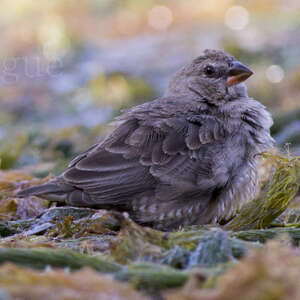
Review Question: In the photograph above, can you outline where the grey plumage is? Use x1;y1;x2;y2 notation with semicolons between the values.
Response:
18;49;274;230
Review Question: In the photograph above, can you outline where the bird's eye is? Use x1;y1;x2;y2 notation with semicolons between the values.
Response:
204;65;215;76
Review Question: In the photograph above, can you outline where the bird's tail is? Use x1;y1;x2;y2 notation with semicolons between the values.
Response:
17;182;70;202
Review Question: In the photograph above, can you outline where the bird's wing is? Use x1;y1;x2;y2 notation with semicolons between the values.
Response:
60;103;226;207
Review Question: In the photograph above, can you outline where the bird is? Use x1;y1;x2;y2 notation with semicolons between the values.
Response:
18;49;274;231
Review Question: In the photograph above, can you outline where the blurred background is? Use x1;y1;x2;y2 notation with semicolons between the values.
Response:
0;0;300;176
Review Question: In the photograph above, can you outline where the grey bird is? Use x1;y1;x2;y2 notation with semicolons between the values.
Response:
18;49;274;230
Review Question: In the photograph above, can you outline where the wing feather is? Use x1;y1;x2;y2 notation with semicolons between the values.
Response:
60;108;226;207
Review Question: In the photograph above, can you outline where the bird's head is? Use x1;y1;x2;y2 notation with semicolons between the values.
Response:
166;49;253;105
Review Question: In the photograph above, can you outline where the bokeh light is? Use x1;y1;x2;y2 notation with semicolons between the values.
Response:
147;5;173;31
265;65;285;83
225;6;249;31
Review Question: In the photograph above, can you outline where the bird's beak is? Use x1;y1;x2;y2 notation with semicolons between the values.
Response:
227;61;253;87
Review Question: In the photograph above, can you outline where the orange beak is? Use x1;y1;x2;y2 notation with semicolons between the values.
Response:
227;61;253;87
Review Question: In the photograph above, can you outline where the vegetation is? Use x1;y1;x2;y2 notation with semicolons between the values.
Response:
0;0;300;299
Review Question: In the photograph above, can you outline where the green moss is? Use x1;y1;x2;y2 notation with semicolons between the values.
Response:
225;152;300;231
115;263;189;291
0;248;121;273
0;222;18;237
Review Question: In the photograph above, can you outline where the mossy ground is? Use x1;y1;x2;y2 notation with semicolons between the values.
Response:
0;152;299;299
0;2;300;298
